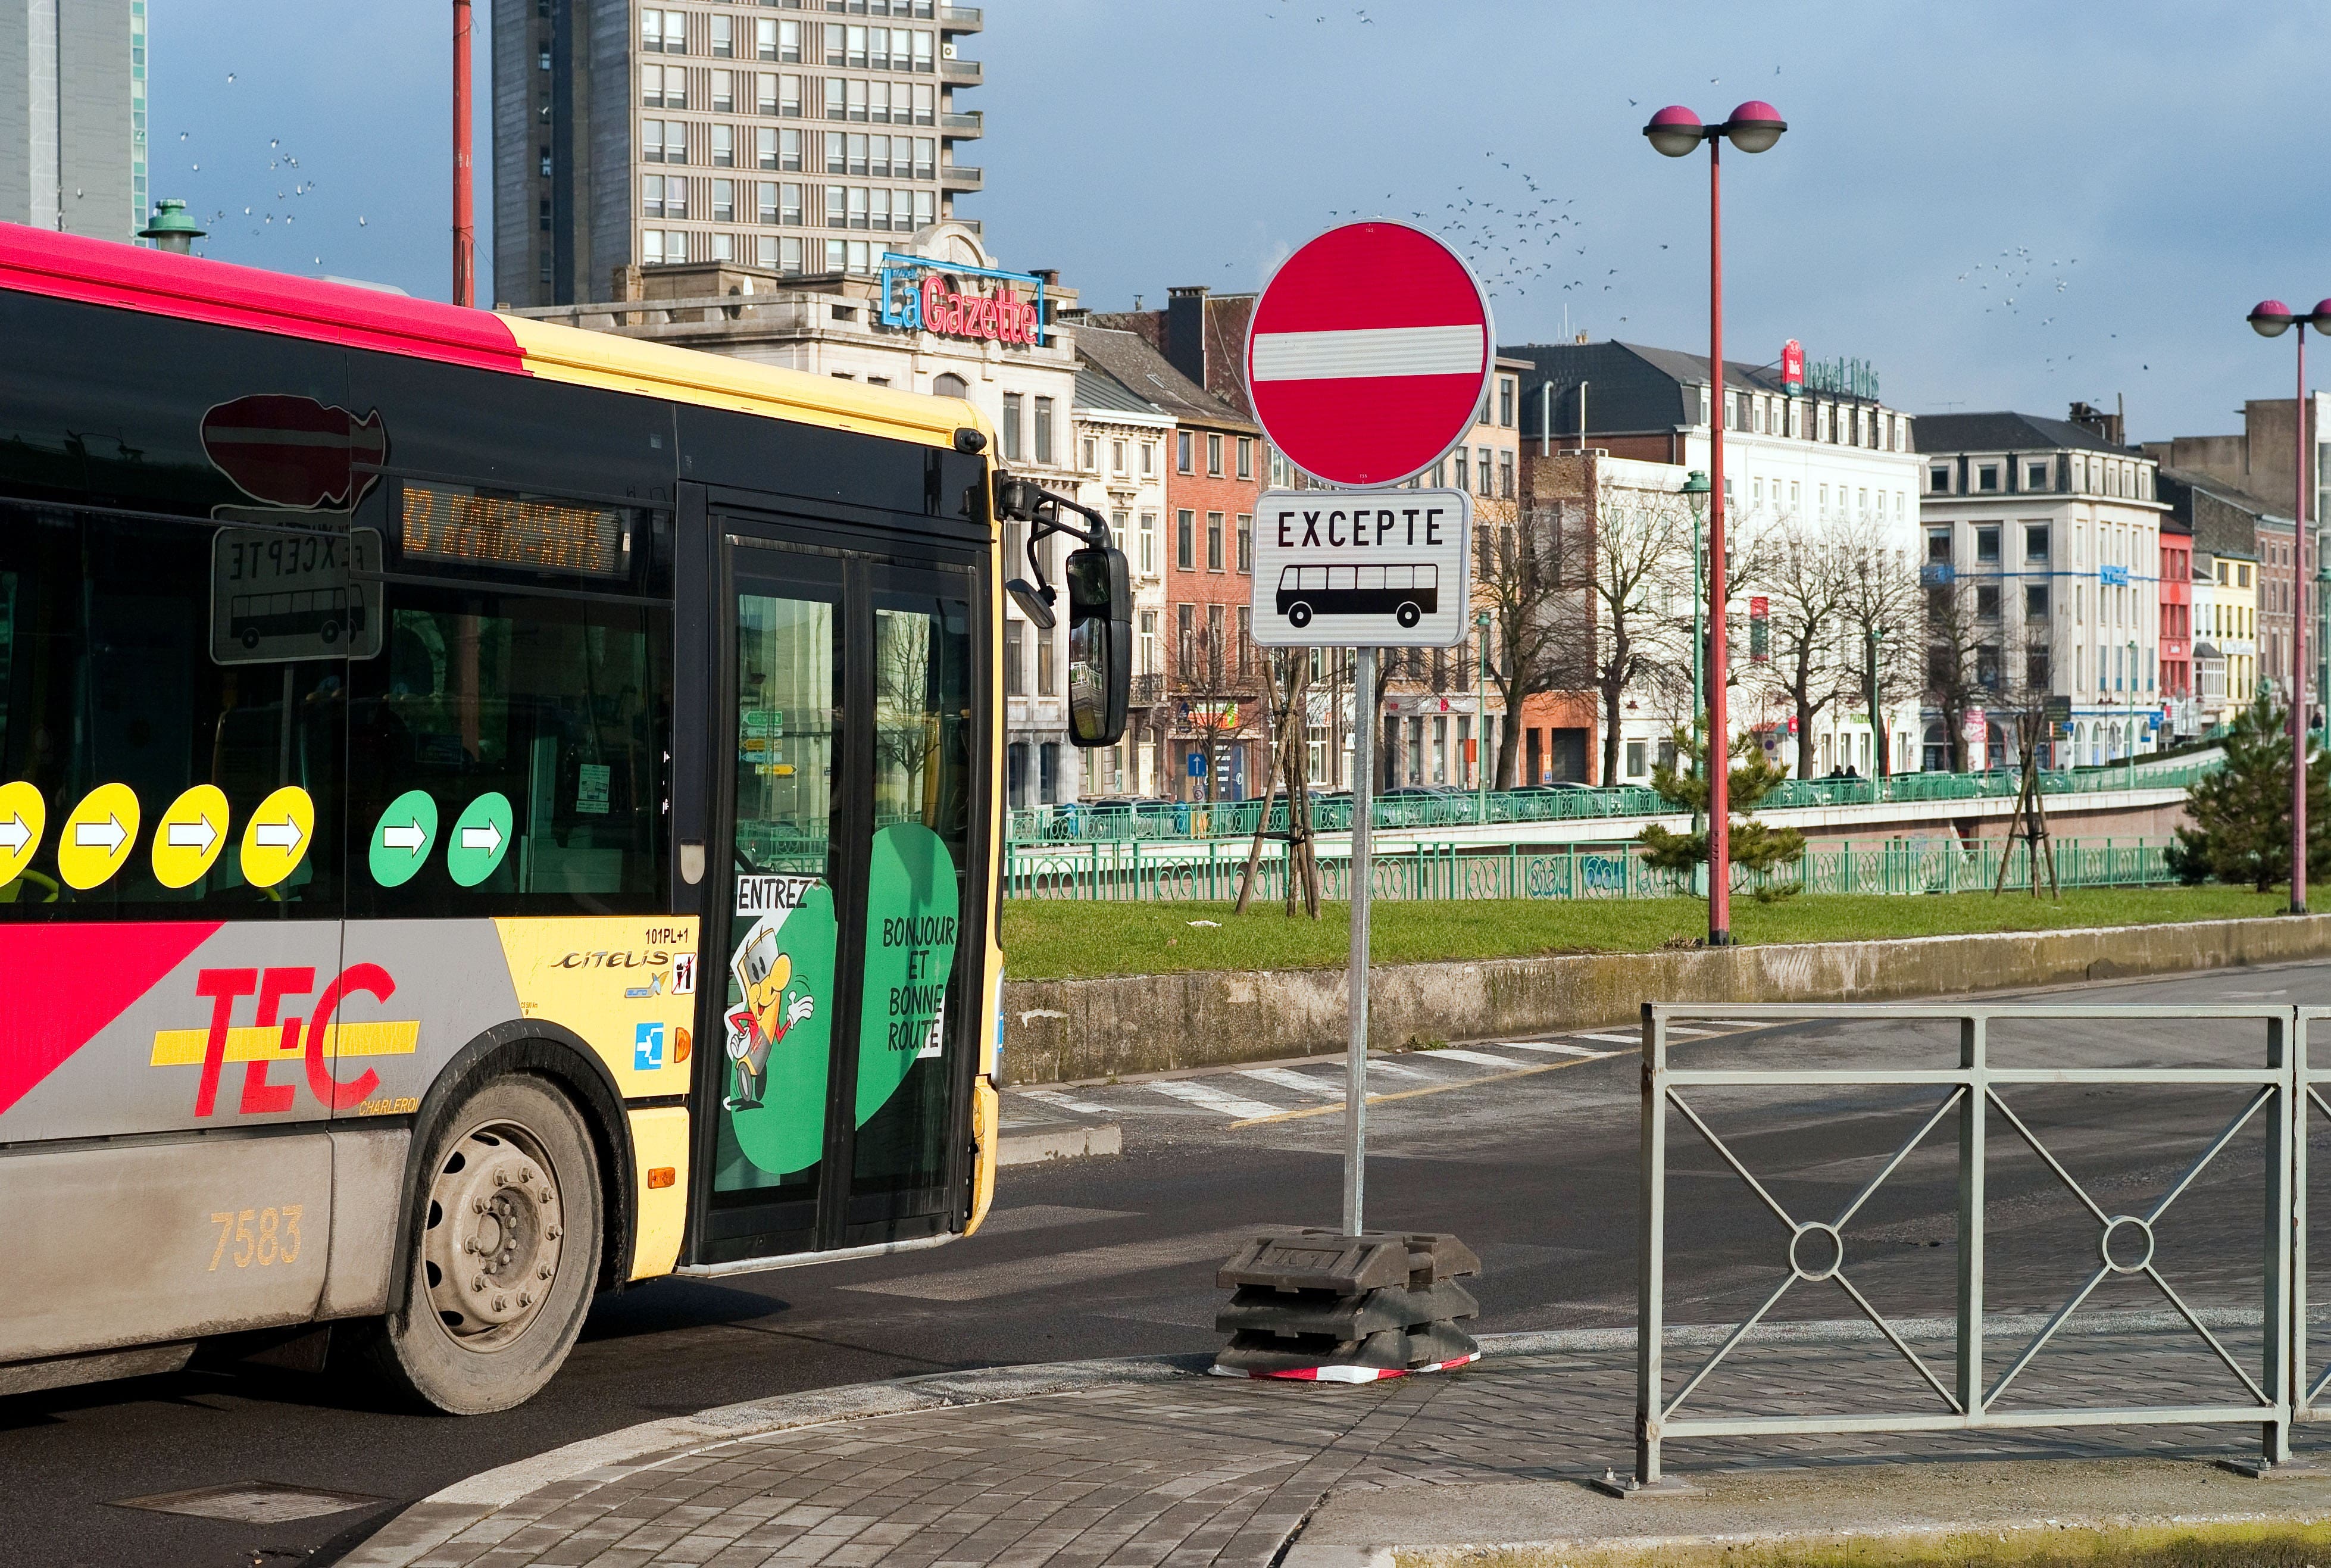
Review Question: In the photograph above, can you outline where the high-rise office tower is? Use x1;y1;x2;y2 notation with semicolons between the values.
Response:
0;1;148;240
494;0;982;308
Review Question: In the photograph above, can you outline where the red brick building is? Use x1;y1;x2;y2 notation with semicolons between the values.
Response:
2160;515;2194;724
1075;317;1267;799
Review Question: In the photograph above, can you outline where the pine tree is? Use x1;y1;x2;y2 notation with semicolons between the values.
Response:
1638;721;1807;899
2166;694;2331;891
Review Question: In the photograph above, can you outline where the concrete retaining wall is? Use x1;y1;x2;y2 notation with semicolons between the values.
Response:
1001;913;2331;1085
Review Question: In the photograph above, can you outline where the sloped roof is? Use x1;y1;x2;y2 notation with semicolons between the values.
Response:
1074;364;1161;418
1916;411;2129;457
1075;325;1257;433
1499;339;1809;438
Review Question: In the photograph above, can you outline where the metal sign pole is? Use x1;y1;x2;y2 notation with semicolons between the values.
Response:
1346;645;1375;1236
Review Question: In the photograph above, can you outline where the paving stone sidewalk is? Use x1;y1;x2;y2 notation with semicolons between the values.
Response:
348;1320;2317;1568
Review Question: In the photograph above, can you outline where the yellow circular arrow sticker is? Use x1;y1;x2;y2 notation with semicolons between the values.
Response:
239;784;314;890
58;782;140;891
151;783;230;889
0;779;46;886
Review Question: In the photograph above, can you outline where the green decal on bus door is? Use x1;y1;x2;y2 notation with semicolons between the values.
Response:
723;878;837;1176
855;823;958;1127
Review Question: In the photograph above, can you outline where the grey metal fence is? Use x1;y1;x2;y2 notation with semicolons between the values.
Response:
1633;1003;2309;1486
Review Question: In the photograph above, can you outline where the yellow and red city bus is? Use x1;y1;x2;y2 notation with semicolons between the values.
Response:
0;226;1125;1412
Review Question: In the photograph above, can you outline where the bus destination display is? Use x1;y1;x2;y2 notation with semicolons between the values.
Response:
401;483;630;580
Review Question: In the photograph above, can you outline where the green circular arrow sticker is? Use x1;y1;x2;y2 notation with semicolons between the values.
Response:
368;789;438;888
446;791;514;888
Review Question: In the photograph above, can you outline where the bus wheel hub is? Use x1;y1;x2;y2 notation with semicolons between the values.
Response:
426;1127;563;1340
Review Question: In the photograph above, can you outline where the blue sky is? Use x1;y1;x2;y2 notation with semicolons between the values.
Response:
151;1;2324;442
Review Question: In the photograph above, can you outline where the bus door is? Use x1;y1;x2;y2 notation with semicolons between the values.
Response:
693;528;984;1264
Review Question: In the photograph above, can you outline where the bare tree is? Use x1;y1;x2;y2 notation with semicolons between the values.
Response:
1582;488;1692;786
1478;499;1586;788
1838;517;1926;774
1923;573;2048;773
1749;518;1859;779
1170;617;1264;802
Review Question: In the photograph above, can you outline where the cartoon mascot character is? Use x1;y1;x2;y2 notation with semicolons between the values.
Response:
726;922;815;1110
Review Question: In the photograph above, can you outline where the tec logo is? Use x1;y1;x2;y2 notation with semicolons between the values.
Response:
152;964;418;1117
634;1021;667;1072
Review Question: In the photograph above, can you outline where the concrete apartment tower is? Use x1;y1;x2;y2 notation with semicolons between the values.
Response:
0;0;148;240
493;0;983;308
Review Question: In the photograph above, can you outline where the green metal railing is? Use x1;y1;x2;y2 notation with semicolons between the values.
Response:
1002;835;2173;903
1007;761;2218;848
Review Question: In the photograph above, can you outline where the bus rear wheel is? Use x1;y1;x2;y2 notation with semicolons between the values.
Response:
359;1075;602;1414
1396;602;1421;629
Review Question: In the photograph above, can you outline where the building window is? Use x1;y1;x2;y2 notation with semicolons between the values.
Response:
1139;511;1156;575
1236;513;1252;574
1207;432;1222;476
1177;602;1195;674
1453;449;1468;492
1080;435;1097;472
713;125;735;167
1034;397;1055;464
1627;741;1647;779
1004;622;1024;698
1236;436;1253;480
1038;624;1057;696
1478;446;1493;496
713;178;735;222
641;173;677;218
913;83;935;124
712;70;736;112
1177;431;1193;473
1499;449;1514;499
1141;442;1156;477
1001;393;1023;462
710;15;733;57
1926;526;1951;564
1177;509;1195;571
1930;464;1950;494
2027;461;2050;490
1207;511;1224;572
1499;379;1514;427
641;8;676;52
1110;438;1127;473
1976;583;2000;619
1978;464;1999;492
2026;583;2051;618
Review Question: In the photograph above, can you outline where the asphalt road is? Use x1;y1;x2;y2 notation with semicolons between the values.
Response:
10;957;2331;1567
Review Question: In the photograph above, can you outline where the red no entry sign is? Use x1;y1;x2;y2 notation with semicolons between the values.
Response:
1244;222;1493;488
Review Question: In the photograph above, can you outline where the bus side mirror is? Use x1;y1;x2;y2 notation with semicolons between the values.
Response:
1064;542;1130;747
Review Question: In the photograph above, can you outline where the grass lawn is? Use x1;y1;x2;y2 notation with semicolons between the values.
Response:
998;885;2292;982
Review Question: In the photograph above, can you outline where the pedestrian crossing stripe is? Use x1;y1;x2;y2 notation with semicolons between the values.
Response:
1145;1078;1283;1120
1240;1067;1350;1101
1427;1047;1533;1070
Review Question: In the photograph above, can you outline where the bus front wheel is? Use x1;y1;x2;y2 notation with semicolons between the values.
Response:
359;1075;602;1414
1396;602;1421;629
1287;602;1312;629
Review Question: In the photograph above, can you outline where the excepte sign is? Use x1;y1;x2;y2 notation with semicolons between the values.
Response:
1248;488;1473;648
1243;222;1493;488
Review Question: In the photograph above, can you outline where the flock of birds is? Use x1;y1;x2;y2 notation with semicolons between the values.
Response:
170;72;367;271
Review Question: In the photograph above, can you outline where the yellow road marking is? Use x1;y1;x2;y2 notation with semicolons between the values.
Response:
1227;1052;1613;1127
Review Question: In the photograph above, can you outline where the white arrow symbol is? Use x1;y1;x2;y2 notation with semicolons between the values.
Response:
381;819;427;854
252;817;304;852
460;819;504;856
167;816;218;851
75;814;126;851
0;814;29;853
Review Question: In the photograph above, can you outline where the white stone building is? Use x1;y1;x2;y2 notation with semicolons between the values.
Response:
1917;412;2168;768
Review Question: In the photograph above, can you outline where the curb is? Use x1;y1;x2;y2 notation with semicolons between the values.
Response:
339;1308;2281;1567
998;1121;1123;1165
338;1351;1214;1567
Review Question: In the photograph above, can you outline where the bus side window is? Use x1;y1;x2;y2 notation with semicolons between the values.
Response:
0;504;345;920
345;584;672;914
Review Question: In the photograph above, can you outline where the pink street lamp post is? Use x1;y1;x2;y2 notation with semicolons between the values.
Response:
1645;101;1786;947
2247;297;2331;914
